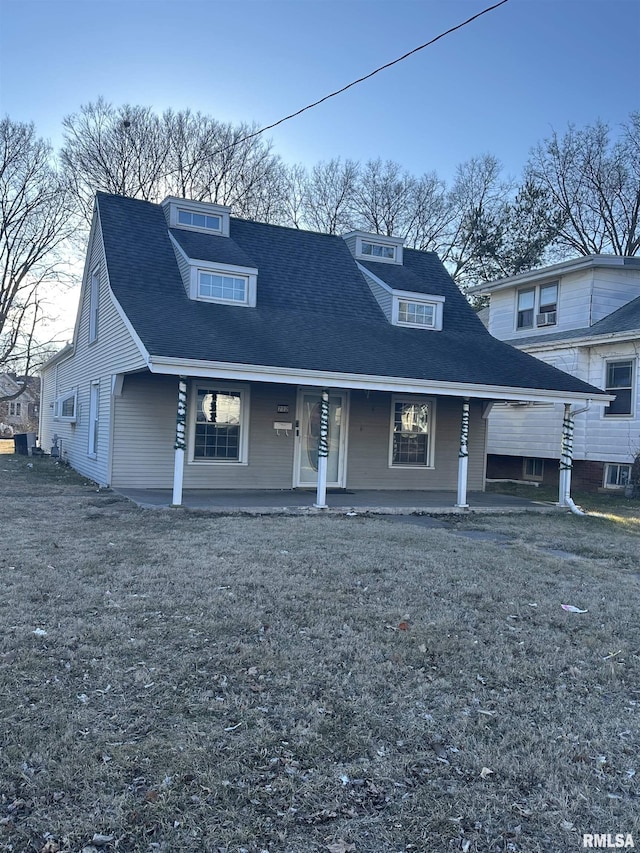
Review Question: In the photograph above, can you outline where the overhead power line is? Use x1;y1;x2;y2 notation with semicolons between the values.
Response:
214;0;511;154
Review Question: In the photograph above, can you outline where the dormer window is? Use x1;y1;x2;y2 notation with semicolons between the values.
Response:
361;241;396;261
198;271;247;303
343;231;404;265
178;209;222;233
398;300;435;327
162;196;231;237
392;292;444;330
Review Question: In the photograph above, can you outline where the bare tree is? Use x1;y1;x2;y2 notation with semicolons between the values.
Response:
351;159;418;237
527;113;640;257
440;154;513;287
302;158;359;234
0;118;72;396
61;98;169;223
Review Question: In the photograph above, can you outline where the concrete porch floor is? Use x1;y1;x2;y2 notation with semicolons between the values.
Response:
114;487;556;515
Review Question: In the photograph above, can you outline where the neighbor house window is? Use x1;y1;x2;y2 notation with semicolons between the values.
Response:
604;463;631;489
604;359;634;416
390;397;434;467
523;457;544;480
192;386;248;463
517;282;558;329
9;402;21;416
361;241;396;260
178;208;222;232
89;266;100;343
88;381;99;458
198;271;247;304
55;390;77;422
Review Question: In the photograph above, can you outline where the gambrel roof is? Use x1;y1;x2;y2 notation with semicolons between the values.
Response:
96;192;606;401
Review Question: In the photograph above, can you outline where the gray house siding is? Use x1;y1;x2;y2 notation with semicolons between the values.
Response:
347;392;484;490
40;214;147;484
110;377;480;491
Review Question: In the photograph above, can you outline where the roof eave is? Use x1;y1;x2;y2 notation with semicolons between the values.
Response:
146;355;611;405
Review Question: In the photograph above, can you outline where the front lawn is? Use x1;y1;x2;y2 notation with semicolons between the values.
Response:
1;456;638;852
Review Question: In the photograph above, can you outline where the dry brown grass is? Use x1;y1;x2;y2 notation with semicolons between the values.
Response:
1;456;639;853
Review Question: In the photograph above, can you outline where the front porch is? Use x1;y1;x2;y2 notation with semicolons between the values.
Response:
114;487;553;514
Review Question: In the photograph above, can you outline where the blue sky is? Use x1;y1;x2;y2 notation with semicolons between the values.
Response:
1;0;638;185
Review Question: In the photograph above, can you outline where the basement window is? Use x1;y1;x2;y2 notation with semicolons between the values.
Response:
604;463;631;489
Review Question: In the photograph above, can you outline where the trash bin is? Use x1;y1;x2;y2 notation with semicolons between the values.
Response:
14;433;28;455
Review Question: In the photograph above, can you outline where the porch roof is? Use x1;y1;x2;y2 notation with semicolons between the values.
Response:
97;193;607;403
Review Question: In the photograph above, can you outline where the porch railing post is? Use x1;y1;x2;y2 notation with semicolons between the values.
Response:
455;397;470;508
314;389;329;508
172;376;187;506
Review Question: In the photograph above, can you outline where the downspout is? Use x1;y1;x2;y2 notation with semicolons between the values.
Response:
559;401;590;516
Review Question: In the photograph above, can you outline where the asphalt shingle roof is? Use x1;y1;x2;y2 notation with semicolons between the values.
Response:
97;193;604;397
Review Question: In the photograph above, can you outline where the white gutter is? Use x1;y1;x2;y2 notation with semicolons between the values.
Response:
146;355;613;406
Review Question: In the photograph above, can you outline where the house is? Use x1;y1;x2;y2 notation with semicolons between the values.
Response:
0;373;40;436
39;193;610;507
472;255;640;491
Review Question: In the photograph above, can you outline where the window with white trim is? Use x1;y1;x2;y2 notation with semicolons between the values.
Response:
361;241;395;260
392;293;444;330
55;390;77;422
398;300;436;328
191;386;249;463
89;267;100;342
198;271;248;303
604;359;634;416
390;397;434;467
88;381;99;458
604;463;631;489
177;208;222;233
516;282;558;329
9;402;21;416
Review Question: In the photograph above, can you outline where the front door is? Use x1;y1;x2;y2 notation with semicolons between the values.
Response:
294;390;347;487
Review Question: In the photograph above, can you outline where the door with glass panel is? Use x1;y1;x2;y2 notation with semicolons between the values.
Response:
294;391;347;487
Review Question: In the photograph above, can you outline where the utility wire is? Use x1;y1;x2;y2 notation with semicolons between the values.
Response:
213;0;511;154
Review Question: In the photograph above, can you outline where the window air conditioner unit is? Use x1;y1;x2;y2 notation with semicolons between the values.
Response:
536;311;557;326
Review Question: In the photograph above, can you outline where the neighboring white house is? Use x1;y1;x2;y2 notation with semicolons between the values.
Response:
39;193;609;508
0;373;40;436
473;255;640;491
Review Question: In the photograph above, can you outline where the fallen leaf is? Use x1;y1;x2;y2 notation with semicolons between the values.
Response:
398;621;410;631
480;766;494;779
144;789;158;802
32;628;48;637
327;841;356;853
561;604;588;613
92;835;114;847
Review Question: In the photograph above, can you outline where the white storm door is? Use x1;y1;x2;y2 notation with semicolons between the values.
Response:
294;390;347;487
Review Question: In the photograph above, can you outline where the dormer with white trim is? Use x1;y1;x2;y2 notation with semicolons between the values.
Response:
162;196;231;237
162;197;258;307
342;230;404;265
343;231;445;330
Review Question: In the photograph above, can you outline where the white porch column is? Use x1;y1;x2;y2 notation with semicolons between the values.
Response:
455;397;470;508
559;402;573;507
172;376;188;506
314;389;330;509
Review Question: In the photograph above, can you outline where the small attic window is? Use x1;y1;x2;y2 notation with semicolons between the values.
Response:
362;241;395;261
162;196;231;236
178;209;222;233
345;231;404;265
